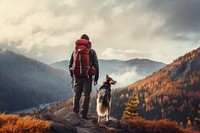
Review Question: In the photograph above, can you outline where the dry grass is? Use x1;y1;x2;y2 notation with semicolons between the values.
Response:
0;114;51;133
122;118;200;133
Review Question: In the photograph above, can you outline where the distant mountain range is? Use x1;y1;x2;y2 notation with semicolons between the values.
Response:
51;58;166;87
0;49;72;113
109;47;200;126
0;48;166;113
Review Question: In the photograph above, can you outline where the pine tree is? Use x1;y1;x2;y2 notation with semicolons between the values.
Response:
122;94;139;120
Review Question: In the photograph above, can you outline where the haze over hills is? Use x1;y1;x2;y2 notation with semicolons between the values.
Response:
0;49;72;113
0;48;165;113
108;47;200;126
51;58;166;87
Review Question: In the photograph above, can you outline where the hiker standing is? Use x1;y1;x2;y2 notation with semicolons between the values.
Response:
69;34;99;119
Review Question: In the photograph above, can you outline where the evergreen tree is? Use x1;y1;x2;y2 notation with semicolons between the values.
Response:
122;94;139;120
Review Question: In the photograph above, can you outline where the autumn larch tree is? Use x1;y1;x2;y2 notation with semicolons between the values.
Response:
122;94;139;120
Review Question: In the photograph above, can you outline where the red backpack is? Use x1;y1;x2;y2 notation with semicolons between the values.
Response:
72;39;96;77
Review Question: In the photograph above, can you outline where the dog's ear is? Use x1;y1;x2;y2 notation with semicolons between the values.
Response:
106;74;109;80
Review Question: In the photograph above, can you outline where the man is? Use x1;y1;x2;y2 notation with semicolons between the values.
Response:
69;34;99;119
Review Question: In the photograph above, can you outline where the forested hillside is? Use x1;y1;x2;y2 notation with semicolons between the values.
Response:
120;47;200;127
0;49;72;112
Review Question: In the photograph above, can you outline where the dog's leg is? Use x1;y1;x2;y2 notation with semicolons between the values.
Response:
98;116;101;123
108;108;110;121
107;101;111;121
106;106;110;121
106;109;109;121
106;115;109;121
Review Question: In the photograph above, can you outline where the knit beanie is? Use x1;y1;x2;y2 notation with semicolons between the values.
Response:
81;34;89;40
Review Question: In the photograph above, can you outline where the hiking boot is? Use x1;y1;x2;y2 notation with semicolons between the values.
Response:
73;108;79;114
81;115;91;120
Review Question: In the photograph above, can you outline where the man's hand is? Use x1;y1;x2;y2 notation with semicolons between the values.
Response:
94;81;98;86
70;69;73;78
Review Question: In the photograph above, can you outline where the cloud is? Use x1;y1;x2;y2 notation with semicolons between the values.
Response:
102;48;149;60
110;67;143;87
0;0;199;63
146;0;200;41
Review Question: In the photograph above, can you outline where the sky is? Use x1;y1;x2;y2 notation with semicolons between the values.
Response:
0;0;200;64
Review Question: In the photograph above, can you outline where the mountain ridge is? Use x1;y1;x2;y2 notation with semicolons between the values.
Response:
0;49;72;112
50;58;166;87
50;58;165;69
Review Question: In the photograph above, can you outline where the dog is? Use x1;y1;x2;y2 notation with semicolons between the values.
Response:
96;75;116;123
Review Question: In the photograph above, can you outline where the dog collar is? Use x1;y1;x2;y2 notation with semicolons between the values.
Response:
103;82;111;88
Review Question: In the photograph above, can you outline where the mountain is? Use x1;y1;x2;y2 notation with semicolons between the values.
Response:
51;58;166;87
111;47;200;127
50;60;68;70
0;49;72;113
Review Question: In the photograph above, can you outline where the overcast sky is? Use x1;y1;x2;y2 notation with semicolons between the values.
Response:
0;0;200;64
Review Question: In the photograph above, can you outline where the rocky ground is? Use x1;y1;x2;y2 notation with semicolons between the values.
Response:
38;108;132;133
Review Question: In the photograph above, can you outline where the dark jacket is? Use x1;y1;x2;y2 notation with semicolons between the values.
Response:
68;48;99;82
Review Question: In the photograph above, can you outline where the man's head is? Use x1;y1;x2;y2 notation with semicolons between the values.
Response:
81;34;89;40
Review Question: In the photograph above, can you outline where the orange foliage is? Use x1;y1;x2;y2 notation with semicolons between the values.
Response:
122;118;200;133
128;47;200;97
120;47;200;127
0;114;51;133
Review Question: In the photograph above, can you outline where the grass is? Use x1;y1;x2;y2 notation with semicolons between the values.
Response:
0;114;51;133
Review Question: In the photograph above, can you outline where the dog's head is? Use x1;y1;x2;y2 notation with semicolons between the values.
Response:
106;75;116;85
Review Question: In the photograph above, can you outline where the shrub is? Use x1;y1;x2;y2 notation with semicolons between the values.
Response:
0;114;51;133
122;118;199;133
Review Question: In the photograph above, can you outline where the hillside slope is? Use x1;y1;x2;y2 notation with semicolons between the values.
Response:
0;49;72;112
121;47;200;126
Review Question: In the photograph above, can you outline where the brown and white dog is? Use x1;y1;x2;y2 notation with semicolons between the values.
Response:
96;75;116;123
